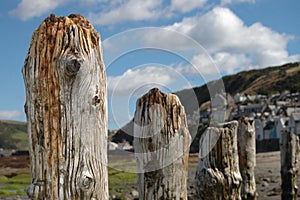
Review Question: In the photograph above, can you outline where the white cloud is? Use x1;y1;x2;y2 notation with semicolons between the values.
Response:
9;0;60;20
88;0;163;26
103;6;300;84
171;7;289;53
87;0;209;26
0;110;24;120
108;65;173;96
78;0;110;4
176;54;219;78
9;0;299;77
155;7;300;71
170;0;207;13
107;64;194;98
221;0;256;5
172;52;250;81
212;52;252;73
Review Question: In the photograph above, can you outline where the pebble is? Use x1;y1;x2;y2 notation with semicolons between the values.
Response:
263;177;271;182
262;181;269;187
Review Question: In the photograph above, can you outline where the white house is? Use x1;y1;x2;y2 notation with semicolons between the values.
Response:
275;117;289;143
211;93;227;122
263;120;276;139
108;142;118;151
286;107;300;116
234;93;247;102
289;113;300;136
254;115;264;140
247;94;258;101
117;141;133;150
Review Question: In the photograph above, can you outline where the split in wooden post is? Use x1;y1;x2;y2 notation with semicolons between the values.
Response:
238;116;257;200
195;121;242;200
133;88;191;200
22;14;108;200
280;131;299;200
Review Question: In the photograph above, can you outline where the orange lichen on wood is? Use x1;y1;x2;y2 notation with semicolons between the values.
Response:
23;14;108;199
134;88;190;200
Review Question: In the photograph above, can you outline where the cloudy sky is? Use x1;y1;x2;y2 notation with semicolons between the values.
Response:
0;0;299;129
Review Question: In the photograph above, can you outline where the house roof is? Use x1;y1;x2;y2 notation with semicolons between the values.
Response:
291;113;300;122
278;117;289;128
286;107;300;116
241;104;263;110
268;105;276;110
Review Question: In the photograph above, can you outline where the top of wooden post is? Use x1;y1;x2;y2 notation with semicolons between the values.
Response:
135;88;186;135
23;14;108;199
24;14;101;76
137;87;180;106
38;13;99;44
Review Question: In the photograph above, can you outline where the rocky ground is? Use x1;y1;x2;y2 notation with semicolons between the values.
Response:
1;151;299;200
188;151;300;200
254;151;300;200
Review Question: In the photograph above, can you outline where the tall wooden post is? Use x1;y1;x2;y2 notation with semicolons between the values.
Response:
280;131;299;200
195;121;242;200
133;88;190;200
238;117;257;200
22;14;108;199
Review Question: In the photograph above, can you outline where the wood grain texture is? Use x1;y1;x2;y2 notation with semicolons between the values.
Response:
238;117;257;200
133;88;190;200
22;14;108;200
280;131;299;200
195;121;242;200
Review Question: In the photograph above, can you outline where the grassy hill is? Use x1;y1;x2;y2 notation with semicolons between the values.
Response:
222;62;300;95
175;62;300;114
0;120;28;150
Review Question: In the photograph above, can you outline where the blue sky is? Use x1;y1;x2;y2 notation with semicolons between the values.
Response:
0;0;299;129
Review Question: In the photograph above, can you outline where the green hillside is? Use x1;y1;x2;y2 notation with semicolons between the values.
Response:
0;120;28;150
175;62;300;114
222;62;300;95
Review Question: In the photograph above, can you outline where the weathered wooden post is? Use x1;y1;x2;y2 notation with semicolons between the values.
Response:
133;88;190;200
195;121;242;200
237;117;257;200
280;131;299;200
22;14;108;199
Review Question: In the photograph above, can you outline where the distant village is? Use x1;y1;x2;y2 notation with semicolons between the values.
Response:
191;90;300;142
2;90;300;155
107;90;300;153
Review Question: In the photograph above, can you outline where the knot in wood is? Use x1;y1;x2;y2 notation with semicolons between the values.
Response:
26;180;45;199
92;95;102;106
80;175;94;191
66;59;81;76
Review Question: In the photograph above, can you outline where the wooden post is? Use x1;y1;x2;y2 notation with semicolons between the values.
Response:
195;121;242;200
280;131;299;200
238;117;257;200
133;88;190;200
22;14;108;199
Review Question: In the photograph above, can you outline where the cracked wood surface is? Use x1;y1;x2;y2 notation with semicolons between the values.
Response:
280;131;299;200
195;121;242;200
238;117;257;200
23;14;108;200
133;88;190;200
